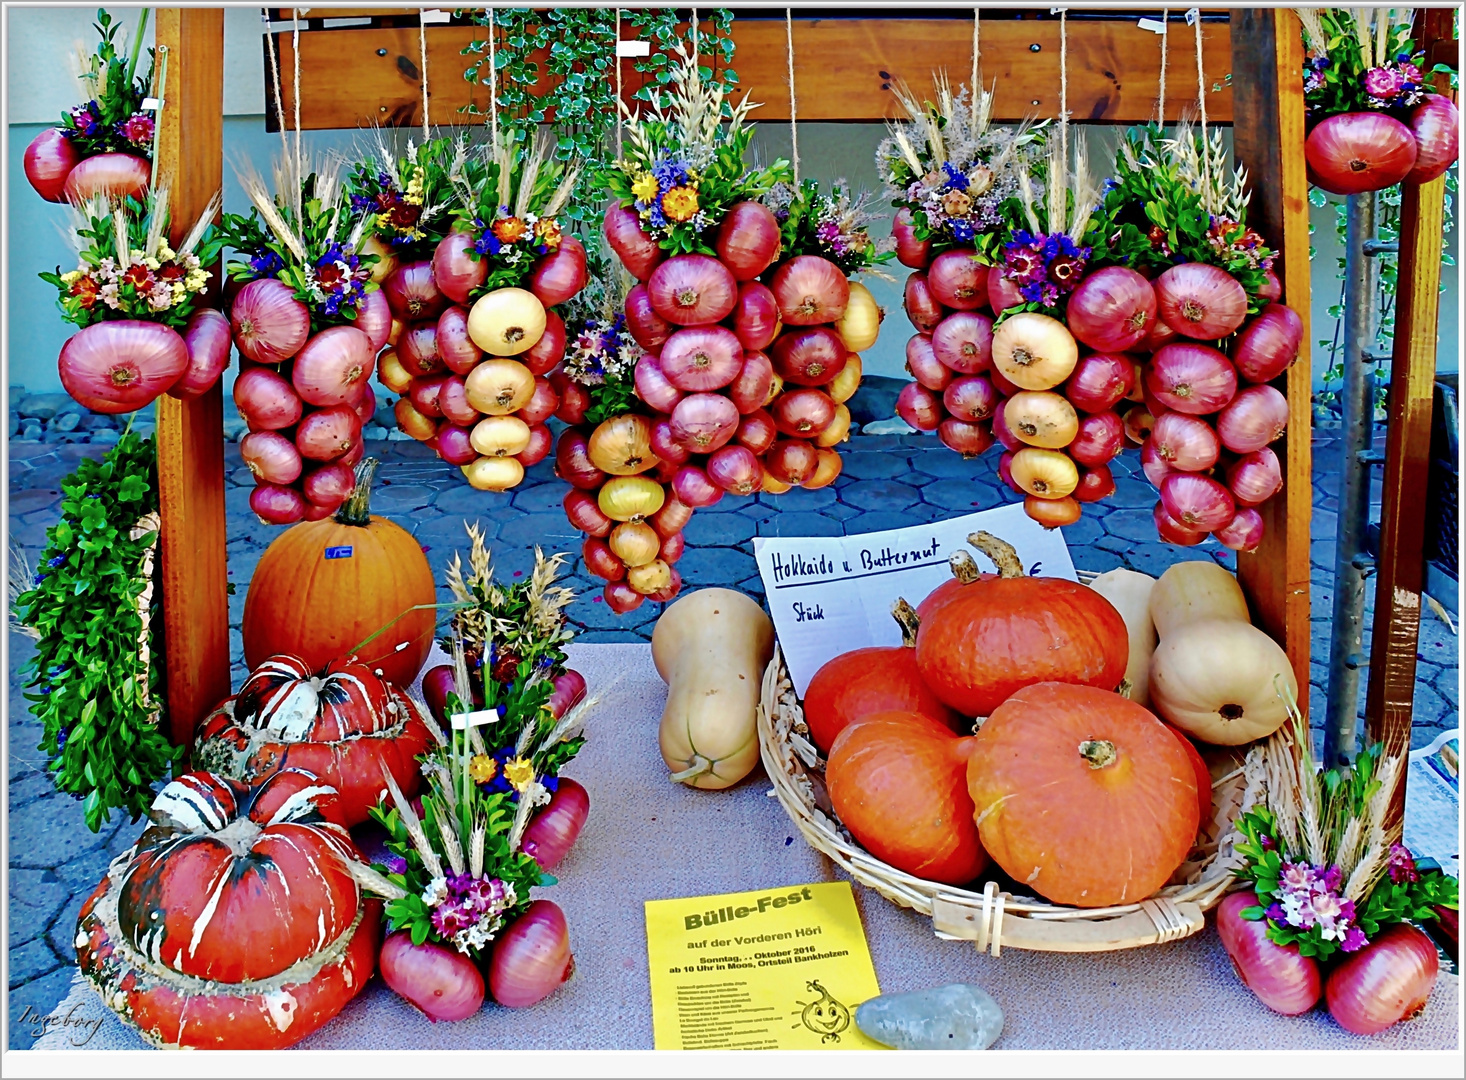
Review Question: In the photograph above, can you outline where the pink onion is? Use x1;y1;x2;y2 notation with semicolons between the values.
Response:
547;669;587;719
383;261;446;321
1146;343;1238;415
234;365;303;431
927;248;987;311
1217;384;1289;453
626;284;673;350
998;451;1022;494
661;326;744;392
649;417;692;466
301;499;339;522
1068;410;1125;467
1151;411;1221;472
1161;472;1235;532
1141;314;1180;352
352;379;378;422
1073;462;1117;503
991;405;1022;451
1214;507;1265;552
1216;892;1322;1016
771;255;850;327
58;320;188;414
1406;95;1459;184
1325;922;1439;1035
554;429;606;490
517;377;560;426
231;278;311;365
61;152;149;203
903;272;945;334
772;326;848;387
729;350;775;414
765;440;820;485
1141;438;1175;488
23;128;79;202
352;287;391;353
436;306;482;374
293;325;374;406
520;309;567;377
604;580;644;613
895;381;942;432
1228;447;1284;506
382;930;486;1022
1233;303;1303;384
530;235;588;308
419;665;467;726
938;418;993;457
1306;112;1418;196
408;374;449;418
434;423;479;466
583;536;625;582
732;281;780;351
892;207;932;269
603;202;664;280
169;308;233;399
250;483;307;526
1154;262;1249;340
295;404;361;462
516;423;552;468
398;323;443;376
771;387;836;437
240;431;304;485
708;444;763;495
634;353;684;413
438;375;480;427
660;532;685;565
1065;352;1136;412
1257;268;1283;303
931;311;994;374
716;201;782;280
552;379;591;426
1066;266;1157;352
564;488;614;537
905;334;952;391
987;265;1025;315
670;393;739;453
942;375;998;422
1153;499;1207;546
673;464;724;508
651;493;694;538
521;778;591;871
302;462;356;506
432;230;488;304
647;254;737;326
735;409;778;456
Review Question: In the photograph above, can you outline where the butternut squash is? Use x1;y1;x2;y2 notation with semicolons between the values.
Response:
1086;568;1158;707
1149;561;1250;640
1148;619;1297;745
651;588;775;790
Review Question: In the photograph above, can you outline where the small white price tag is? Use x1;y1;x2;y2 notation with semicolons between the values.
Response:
1185;7;1201;25
450;709;497;731
420;9;450;25
141;97;162;110
616;38;650;58
1138;18;1167;34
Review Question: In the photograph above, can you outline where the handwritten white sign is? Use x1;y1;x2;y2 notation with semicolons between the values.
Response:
752;504;1077;698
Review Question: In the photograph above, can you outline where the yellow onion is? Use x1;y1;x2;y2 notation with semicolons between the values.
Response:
360;234;399;284
467;287;547;356
598;475;667;522
761;466;793;494
609;521;661;567
803;447;844;490
394;397;438;441
588;414;659;476
377;347;414;395
627;558;673;596
388;318;405;347
1003;391;1079;449
1009;447;1079;499
836;281;883;352
462;455;525;491
992;312;1078;390
465;358;535;415
765;372;785;407
827;353;862;404
470;415;532;458
816;404;852;448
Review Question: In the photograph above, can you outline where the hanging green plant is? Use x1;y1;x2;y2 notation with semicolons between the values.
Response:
10;429;181;831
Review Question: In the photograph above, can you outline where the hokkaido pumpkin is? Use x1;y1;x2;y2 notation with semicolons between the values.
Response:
967;682;1199;907
913;549;983;623
802;600;961;753
1163;722;1213;828
915;531;1128;717
827;712;987;886
241;459;436;689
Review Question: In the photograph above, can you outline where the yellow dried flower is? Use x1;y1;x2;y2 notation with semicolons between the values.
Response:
59;270;83;285
661;186;699;222
468;754;498;784
631;173;659;202
503;756;535;792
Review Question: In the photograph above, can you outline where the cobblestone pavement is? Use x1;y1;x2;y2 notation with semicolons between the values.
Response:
6;431;1459;1046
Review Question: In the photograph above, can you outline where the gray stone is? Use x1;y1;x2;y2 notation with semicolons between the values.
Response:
364;424;391;441
8;936;62;990
78;413;116;431
9;413;20;437
675;545;757;585
757;486;836;512
855;982;1003;1050
18;393;69;421
862;417;916;436
7;796;121;870
908;447;993;479
845;375;905;426
840;452;911;481
388;428;412;440
757;512;843;538
7;966;76;1049
842;480;920;512
920;477;993;513
684;513;756;547
7;869;70;946
19;420;42;441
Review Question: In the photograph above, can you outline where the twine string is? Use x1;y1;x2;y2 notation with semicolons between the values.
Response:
1158;9;1169;123
614;7;623;157
1059;8;1068;125
786;9;799;185
691;7;699;63
488;6;498;149
419;10;430;138
263;9;289;162
971;9;980;125
147;45;168;191
292;8;302;184
1194;8;1209;194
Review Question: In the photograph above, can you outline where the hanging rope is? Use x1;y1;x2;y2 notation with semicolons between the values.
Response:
147;46;168;190
292;8;302;184
971;9;980;125
262;9;289;162
418;11;431;139
785;9;800;185
614;7;624;157
487;6;498;150
1193;8;1209;194
1157;9;1169;124
1058;8;1068;125
691;7;699;64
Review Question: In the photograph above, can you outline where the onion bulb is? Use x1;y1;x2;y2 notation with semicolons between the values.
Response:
992;312;1079;390
1065;266;1158;352
609;520;662;567
382;261;446;321
379;931;486;1022
772;388;837;438
588;414;659;475
1146;343;1238;415
297;405;361;461
627;283;674;350
293;325;374;406
432;230;488;304
715;201;782;281
61;152;149;203
892;207;932;269
772;326;848;386
520;309;567;376
433;423;479;466
393;397;439;442
231;277;311;365
1068;410;1126;467
1228;447;1284;506
1232;303;1303;384
23;127;79;202
517;425;553;468
529;234;588;309
815;403;852;447
1406;95;1460;185
1216;892;1322;1016
436;306;483;374
170;308;233;400
603;202;663;280
671;393;740;453
1150;411;1222;472
927;248;987;311
827;353;862;405
803;447;844;490
903;272;944;334
672;465;723;509
905;334;952;391
732;281;780;351
735;410;778;456
837;281;883;352
932;311;994;374
516;377;560;427
554;429;606;490
1214;507;1265;552
376;348;414;395
633;353;683;414
604;580;645;613
987;265;1025;315
468;288;547;356
1305;112;1417;196
520;779;591;871
771;255;850;325
1073;462;1116;503
250;483;307;526
1065;351;1136;413
1217;384;1289;454
938;418;993;458
1161;472;1235;532
353;287;392;353
565;488;615;538
1004;391;1079;449
598;475;666;521
397;323;443;376
241;431;304;485
465;358;535;415
471;415;533;458
648;254;738;326
729;349;775;414
1009;447;1079;500
765;440;820;486
1324;922;1439;1035
235;365;303;431
1153;499;1208;546
628;558;673;596
661;326;744;392
1025;494;1082;528
59;320;189;414
462;455;525;491
1154;262;1249;340
896;381;943;432
706;444;763;496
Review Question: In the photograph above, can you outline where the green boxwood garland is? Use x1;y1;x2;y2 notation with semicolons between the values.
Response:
12;430;181;831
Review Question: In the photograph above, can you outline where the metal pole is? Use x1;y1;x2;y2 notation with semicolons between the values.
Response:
1323;190;1377;768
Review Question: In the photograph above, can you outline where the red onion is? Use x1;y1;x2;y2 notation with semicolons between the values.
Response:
381;930;486;1022
295;404;361;462
351;376;377;420
1124;405;1157;446
515;377;559;426
771;255;850;326
1141;438;1175;488
648;418;692;466
398;323;443;376
250;483;307;526
564;487;614;537
1217;383;1289;453
708;444;763;495
987;265;1025;315
1325;922;1440;1035
647;254;737;326
435;306;482;375
521;778;591;871
633;353;684;413
554;429;606;490
716;201;782;280
1161;472;1235;532
170;308;233;399
604;580;645;613
302;462;356;506
61;151;149;203
1406;95;1459;184
771;387;836;437
1146;343;1238;415
432;230;488;304
988;362;1021;398
1065;266;1157;352
1073;462;1116;503
661;326;744;392
1153;499;1207;546
927;248;987;311
651;493;694;537
905;334;952;391
772;326;848;387
1068;410;1125;467
438;375;480;427
1228;447;1283;506
529;235;588;309
520;309;567;377
352;287;391;353
603;202;663;280
553;378;591;426
991;404;1022;451
735;409;778;456
673;464;724;508
729;350;775;414
419;665;464;727
434;423;479;466
409;373;448;418
582;536;626;581
231;277;310;365
548;669;588;719
903;272;945;334
58;320;188;414
1065;352;1136;412
931;311;993;374
293;325;374;406
1257;268;1283;303
1233;304;1303;384
895;381;942;432
892;207;932;269
998;451;1023;494
1154;262;1249;340
670;393;739;453
383;261;446;321
1151;411;1221;472
732;281;781;352
339;438;366;470
625;284;672;350
942;375;998;422
1305;111;1417;196
23;128;79;202
938;418;993;457
1214;506;1265;552
1216;892;1322;1016
240;431;303;485
765;440;819;485
660;531;685;564
1140;314;1180;353
234;365;303;431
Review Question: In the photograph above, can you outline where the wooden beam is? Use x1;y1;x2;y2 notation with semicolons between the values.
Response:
1228;9;1313;704
267;15;1234;130
154;9;230;752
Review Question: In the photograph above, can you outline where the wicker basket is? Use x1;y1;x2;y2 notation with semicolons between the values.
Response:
757;645;1273;955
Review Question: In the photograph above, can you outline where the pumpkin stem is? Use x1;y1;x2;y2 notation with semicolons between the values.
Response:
335;457;380;526
949;550;982;584
890;598;921;647
1079;739;1118;769
966;530;1024;579
669;757;713;784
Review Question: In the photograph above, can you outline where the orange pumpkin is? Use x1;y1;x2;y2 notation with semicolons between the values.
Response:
242;458;436;689
802;600;961;753
1163;721;1213;828
967;682;1199;907
915;531;1128;717
827;711;988;886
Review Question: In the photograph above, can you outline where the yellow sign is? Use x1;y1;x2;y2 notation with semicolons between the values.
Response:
644;881;885;1050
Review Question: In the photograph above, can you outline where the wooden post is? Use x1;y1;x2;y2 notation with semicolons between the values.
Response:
153;8;230;751
1228;9;1314;703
